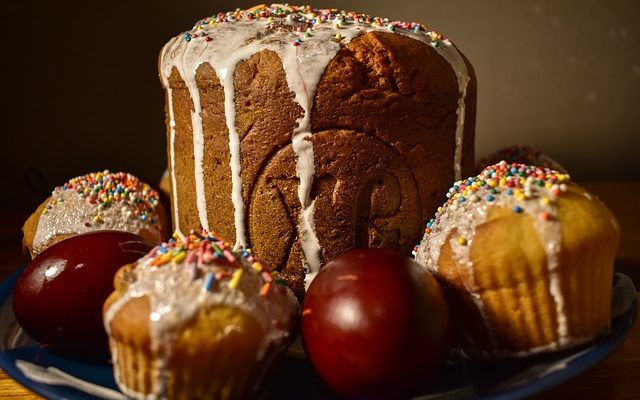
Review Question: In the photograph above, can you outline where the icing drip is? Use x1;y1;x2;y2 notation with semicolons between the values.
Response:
168;92;180;232
164;34;211;233
188;78;209;232
427;43;469;181
415;162;572;347
159;5;470;285
159;48;181;233
221;64;247;249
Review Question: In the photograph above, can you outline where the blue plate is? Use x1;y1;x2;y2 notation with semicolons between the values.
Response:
0;265;636;400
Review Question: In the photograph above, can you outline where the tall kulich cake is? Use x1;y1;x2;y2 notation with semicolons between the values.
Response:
160;4;477;296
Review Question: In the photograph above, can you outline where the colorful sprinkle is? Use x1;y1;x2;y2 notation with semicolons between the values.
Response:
477;145;566;173
419;162;571;244
56;170;160;225
177;5;449;49
144;229;278;296
203;272;216;291
457;237;468;246
252;262;263;272
228;268;243;289
260;282;271;297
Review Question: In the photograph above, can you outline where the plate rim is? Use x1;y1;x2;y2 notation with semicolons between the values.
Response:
0;264;636;400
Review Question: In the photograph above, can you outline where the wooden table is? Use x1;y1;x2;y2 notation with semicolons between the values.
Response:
0;181;638;399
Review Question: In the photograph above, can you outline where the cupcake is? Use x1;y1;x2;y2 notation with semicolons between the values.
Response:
414;162;619;357
103;231;298;399
22;170;169;257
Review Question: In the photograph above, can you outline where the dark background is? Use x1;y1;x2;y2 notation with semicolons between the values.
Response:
2;0;639;214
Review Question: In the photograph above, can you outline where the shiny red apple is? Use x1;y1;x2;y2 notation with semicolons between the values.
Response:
13;230;153;362
301;248;451;399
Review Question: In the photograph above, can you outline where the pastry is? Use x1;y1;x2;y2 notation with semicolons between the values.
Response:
414;162;619;357
103;231;298;399
159;4;477;296
477;145;567;173
22;170;168;257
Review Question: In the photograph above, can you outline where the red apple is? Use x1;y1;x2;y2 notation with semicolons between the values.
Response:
301;248;451;399
13;230;153;362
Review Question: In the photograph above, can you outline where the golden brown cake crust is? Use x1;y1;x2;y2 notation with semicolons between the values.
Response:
165;30;476;296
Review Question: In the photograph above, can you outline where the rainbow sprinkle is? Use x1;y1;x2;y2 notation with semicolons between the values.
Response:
181;5;448;48
415;161;571;252
147;229;281;295
53;170;160;225
477;145;566;173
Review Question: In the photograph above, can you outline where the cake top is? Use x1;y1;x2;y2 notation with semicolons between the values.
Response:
414;161;572;260
55;170;160;222
32;171;163;254
144;229;280;293
179;4;449;47
104;229;298;356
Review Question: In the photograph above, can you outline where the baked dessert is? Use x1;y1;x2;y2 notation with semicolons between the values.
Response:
477;145;567;173
103;231;298;399
414;162;619;357
159;4;477;296
22;170;168;258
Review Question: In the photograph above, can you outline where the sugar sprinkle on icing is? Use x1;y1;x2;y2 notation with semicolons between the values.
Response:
33;170;163;254
414;161;573;353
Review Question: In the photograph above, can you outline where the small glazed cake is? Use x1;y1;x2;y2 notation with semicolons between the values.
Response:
103;231;298;399
414;162;619;357
160;4;477;296
22;170;168;257
477;145;567;173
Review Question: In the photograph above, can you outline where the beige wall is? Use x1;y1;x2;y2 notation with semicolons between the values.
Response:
312;0;640;179
2;0;638;209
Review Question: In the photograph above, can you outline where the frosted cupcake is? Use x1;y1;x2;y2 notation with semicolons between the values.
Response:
103;231;298;399
22;170;168;257
414;162;619;357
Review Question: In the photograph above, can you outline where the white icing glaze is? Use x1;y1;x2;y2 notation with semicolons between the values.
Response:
430;43;469;181
159;5;469;286
103;240;298;398
159;44;181;233
416;164;572;349
16;360;126;400
32;185;162;255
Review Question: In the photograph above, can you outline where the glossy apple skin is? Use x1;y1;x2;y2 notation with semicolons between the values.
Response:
301;248;451;399
13;230;152;362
